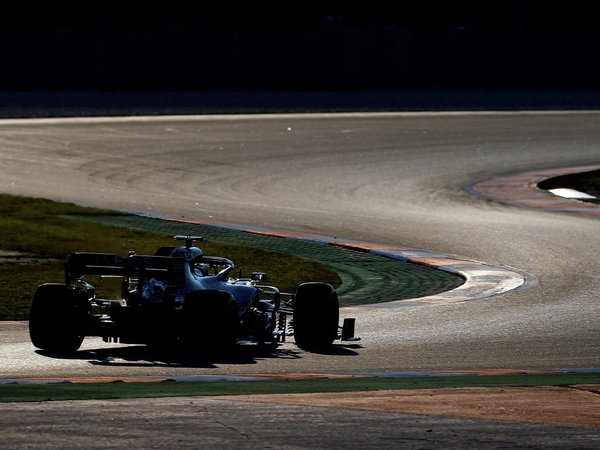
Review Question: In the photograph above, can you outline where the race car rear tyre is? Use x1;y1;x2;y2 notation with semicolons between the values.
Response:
182;290;240;353
293;282;339;350
29;283;86;353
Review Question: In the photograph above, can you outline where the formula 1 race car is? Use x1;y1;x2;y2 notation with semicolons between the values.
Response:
29;236;357;354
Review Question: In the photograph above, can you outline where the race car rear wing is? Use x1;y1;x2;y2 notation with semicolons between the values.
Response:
65;252;183;283
65;253;125;280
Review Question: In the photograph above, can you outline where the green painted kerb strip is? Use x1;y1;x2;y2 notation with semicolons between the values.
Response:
75;215;463;306
1;373;598;403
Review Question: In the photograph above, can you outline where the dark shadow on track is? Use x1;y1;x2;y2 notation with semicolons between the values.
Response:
35;342;361;369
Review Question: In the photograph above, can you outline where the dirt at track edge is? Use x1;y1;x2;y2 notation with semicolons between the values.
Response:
216;385;600;428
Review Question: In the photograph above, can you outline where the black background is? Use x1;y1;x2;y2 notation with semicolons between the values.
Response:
2;1;599;92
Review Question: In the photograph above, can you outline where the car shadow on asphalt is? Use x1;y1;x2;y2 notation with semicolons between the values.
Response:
35;342;361;369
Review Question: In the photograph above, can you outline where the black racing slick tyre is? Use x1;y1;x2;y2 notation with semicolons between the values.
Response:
182;290;240;352
29;283;86;353
293;282;339;350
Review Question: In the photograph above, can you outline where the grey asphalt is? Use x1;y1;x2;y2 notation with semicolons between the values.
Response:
2;396;598;449
1;111;599;375
1;110;600;447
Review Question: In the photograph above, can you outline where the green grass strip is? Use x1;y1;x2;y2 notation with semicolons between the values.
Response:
0;194;341;320
79;214;464;306
1;372;598;403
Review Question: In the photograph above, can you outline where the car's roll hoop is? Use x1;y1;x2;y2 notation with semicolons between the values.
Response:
174;235;203;249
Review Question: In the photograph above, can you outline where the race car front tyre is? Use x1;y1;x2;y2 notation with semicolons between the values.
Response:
293;282;339;350
29;283;86;353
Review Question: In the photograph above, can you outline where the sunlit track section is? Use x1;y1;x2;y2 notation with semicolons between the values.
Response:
468;164;600;216
338;244;528;309
166;218;529;308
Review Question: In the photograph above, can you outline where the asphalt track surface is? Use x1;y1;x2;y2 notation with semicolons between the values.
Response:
1;111;600;379
2;394;598;449
2;111;600;448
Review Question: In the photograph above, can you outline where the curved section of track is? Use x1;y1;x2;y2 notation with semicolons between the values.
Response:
82;213;526;306
469;164;600;215
0;112;599;377
180;219;529;307
78;214;465;306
